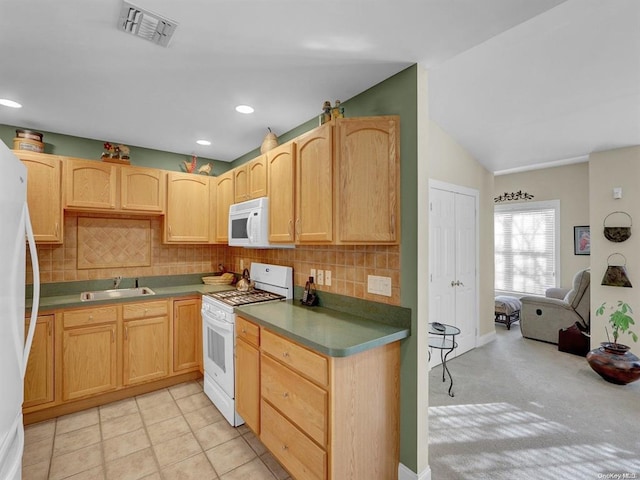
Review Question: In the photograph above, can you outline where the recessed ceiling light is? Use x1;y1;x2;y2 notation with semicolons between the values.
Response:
196;140;211;146
0;99;22;108
235;105;254;114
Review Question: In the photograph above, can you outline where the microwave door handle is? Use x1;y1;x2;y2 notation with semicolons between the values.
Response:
246;213;254;243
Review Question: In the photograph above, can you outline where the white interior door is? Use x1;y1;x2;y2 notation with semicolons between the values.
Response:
429;183;478;366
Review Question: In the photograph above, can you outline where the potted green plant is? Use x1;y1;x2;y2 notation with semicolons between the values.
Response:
586;301;640;385
597;301;638;351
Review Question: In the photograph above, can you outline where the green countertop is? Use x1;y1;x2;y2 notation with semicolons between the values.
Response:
236;300;410;358
30;283;235;311
28;275;411;359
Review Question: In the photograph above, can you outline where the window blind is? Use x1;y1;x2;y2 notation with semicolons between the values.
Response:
495;201;559;295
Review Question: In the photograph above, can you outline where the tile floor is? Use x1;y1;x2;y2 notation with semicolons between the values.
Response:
22;380;292;480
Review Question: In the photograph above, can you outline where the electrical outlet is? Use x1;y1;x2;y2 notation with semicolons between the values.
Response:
240;259;244;271
325;270;331;286
310;269;316;282
317;270;324;285
367;275;392;297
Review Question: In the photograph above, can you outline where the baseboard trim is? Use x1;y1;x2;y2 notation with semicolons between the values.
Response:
477;330;497;347
399;462;431;480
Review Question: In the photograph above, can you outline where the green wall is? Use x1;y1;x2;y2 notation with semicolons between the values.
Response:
0;125;231;176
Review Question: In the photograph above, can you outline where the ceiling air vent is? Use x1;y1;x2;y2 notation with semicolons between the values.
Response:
118;1;178;47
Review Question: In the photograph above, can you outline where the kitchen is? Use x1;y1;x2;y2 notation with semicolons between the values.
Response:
1;75;415;479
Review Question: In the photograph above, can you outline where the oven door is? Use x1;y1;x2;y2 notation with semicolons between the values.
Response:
202;309;235;399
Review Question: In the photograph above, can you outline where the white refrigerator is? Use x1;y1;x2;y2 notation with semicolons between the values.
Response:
0;140;40;480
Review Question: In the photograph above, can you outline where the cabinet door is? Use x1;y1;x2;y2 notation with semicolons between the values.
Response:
165;172;210;243
236;338;260;434
19;152;63;243
62;323;117;401
267;142;296;243
248;155;268;199
296;123;333;243
173;298;201;373
24;314;55;408
215;170;234;243
234;164;249;203
335;116;400;243
121;166;165;213
123;316;169;386
65;158;117;210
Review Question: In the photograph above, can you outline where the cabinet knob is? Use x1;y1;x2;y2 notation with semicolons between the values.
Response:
241;328;246;334
282;351;290;358
89;315;93;320
283;392;289;398
282;444;288;451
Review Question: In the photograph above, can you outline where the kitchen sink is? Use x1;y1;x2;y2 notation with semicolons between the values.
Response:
80;287;156;302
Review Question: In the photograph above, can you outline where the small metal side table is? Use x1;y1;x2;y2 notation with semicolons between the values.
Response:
428;322;460;397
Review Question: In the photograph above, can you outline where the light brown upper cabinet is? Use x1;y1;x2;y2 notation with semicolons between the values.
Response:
234;155;268;203
17;151;64;243
64;158;165;215
214;170;235;243
267;142;296;243
165;172;210;243
335;116;400;244
120;165;165;213
64;158;117;211
295;122;334;243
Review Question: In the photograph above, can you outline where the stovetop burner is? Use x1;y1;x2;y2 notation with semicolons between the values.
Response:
206;289;285;307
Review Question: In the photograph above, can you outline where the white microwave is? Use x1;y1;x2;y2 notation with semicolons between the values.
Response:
228;197;294;249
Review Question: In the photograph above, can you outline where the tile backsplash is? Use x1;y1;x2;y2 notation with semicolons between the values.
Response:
228;244;401;305
29;213;401;305
29;213;229;284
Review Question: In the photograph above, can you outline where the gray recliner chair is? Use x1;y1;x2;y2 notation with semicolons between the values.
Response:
519;269;590;344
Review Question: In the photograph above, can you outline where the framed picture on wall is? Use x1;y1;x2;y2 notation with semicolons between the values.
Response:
574;226;590;255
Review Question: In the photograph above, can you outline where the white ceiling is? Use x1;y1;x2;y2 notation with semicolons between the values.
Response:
0;0;638;172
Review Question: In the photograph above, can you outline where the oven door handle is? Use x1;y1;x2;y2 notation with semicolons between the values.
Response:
202;311;234;334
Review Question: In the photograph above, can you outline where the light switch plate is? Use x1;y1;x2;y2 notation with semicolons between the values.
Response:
325;270;332;286
310;269;316;283
317;270;324;285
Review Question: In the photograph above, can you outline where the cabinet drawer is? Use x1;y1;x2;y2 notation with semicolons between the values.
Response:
63;306;118;328
261;329;328;387
123;300;168;320
261;401;326;480
261;354;327;446
236;316;259;347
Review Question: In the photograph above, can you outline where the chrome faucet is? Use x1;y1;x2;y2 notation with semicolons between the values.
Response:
114;276;122;289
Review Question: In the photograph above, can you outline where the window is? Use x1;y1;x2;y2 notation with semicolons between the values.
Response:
494;200;560;295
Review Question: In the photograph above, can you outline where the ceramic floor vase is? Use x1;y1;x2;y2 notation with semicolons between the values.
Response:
586;343;640;385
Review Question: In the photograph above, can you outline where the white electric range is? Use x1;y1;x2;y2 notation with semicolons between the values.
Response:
201;263;293;426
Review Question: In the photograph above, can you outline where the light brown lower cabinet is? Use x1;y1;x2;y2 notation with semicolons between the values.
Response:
24;314;55;408
122;301;170;386
173;298;201;373
62;322;118;401
235;315;400;480
24;296;203;424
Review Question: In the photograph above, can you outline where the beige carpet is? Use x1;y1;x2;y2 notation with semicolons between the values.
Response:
428;324;640;479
